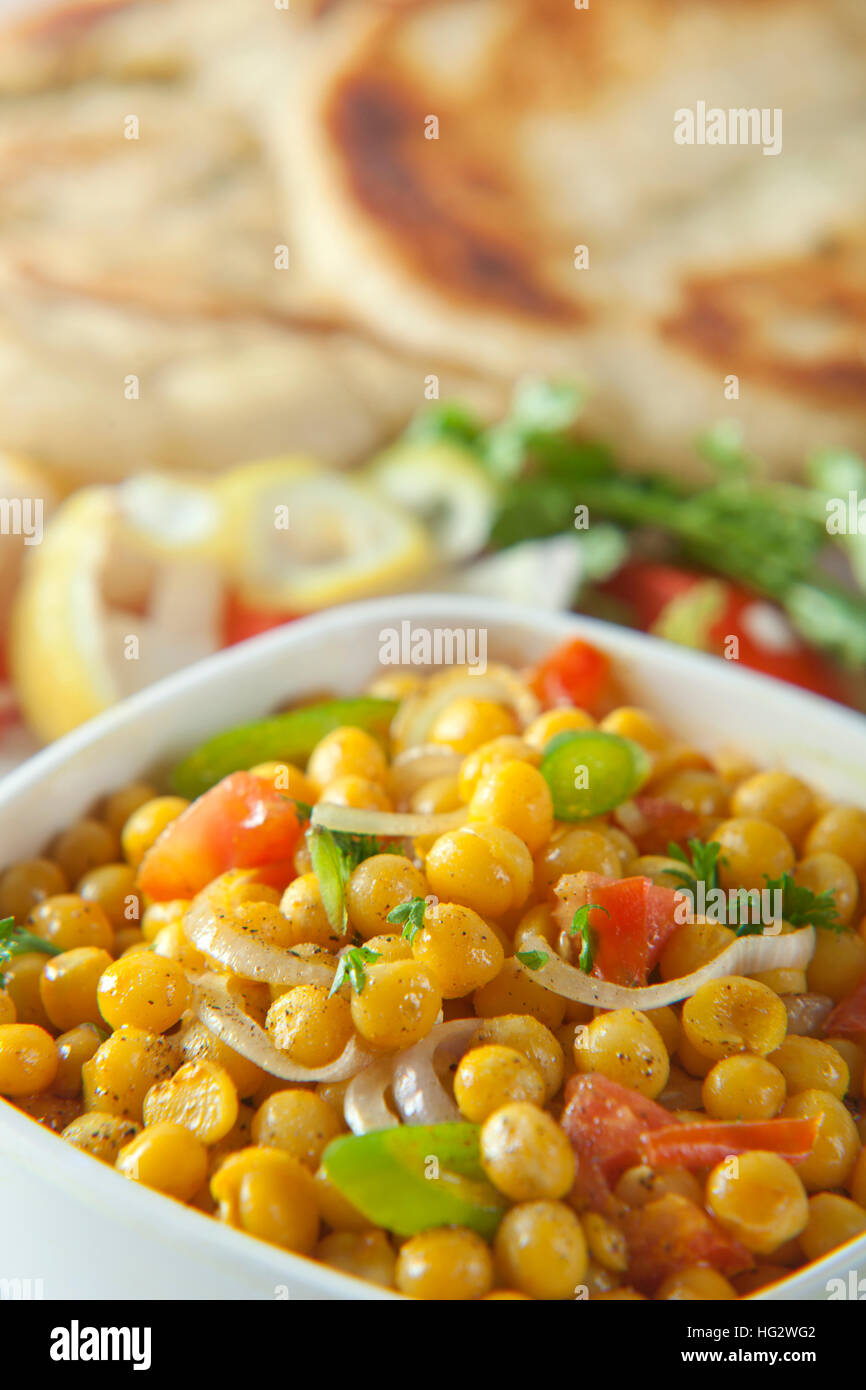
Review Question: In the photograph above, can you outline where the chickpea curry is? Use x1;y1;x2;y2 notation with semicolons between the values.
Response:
2;637;866;1299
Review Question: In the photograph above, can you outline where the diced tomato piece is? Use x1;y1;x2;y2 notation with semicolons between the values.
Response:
138;771;303;900
715;591;847;703
222;590;302;647
641;1117;819;1171
621;1193;753;1293
625;796;703;856
826;977;866;1042
553;872;681;987
603;562;847;704
602;561;700;630
527;638;611;713
560;1073;671;1211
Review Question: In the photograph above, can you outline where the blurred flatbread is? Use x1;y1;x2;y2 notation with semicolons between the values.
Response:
0;0;864;481
269;0;866;472
0;0;504;480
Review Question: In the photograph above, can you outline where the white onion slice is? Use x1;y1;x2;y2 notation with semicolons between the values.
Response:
392;669;540;750
184;877;335;987
389;744;462;806
343;1054;401;1135
514;926;816;1010
311;803;466;838
392;1018;480;1125
192;973;371;1081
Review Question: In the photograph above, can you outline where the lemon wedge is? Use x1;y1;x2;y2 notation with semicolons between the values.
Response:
10;487;223;743
113;472;227;562
214;457;433;611
365;441;498;563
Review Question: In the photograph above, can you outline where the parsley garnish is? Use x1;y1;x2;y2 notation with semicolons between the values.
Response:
569;902;609;974
307;827;397;935
0;916;61;983
664;838;725;896
762;872;842;931
515;950;549;971
329;946;382;996
387;896;429;944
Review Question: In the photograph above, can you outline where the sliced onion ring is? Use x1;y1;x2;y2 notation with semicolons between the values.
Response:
392;668;540;750
184;873;335;987
514;926;816;1010
311;803;466;838
192;972;371;1082
392;1018;481;1125
344;1053;401;1135
388;744;462;806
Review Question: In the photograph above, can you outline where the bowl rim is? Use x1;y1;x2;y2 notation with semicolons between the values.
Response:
3;592;865;809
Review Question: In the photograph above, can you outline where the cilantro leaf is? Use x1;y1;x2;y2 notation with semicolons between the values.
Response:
387;896;429;944
0;916;61;983
515;950;549;971
663;838;724;897
568;902;609;974
762;872;842;931
329;946;382;997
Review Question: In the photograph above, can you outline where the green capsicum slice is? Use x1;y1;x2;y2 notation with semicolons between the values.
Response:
321;1123;507;1239
540;729;651;820
171;697;398;799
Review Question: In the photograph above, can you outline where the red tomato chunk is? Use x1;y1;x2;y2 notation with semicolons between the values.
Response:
138;772;303;900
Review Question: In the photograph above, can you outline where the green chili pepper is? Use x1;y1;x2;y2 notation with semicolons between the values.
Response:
321;1123;507;1238
171;698;398;799
540;729;651;820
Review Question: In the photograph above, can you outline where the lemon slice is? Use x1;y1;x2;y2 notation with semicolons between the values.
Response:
214;457;433;611
10;487;223;743
114;472;227;562
365;441;498;563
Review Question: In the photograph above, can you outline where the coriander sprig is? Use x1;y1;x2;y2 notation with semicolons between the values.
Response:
387;896;429;944
0;916;61;982
664;838;725;901
329;946;381;997
763;872;842;931
569;902;609;974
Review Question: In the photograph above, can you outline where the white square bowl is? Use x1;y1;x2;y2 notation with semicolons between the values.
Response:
1;594;865;1301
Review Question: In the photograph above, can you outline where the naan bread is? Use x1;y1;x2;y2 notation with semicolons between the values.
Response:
0;0;863;481
269;0;866;473
0;0;503;480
